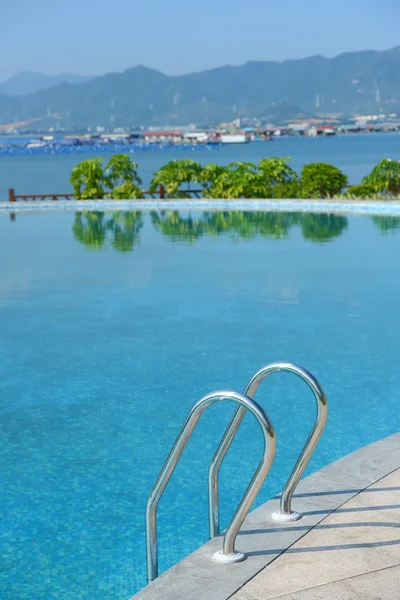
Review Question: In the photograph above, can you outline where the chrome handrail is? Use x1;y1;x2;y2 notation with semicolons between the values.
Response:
208;363;327;537
145;390;276;582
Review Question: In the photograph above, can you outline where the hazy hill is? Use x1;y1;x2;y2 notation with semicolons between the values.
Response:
0;71;93;96
0;47;399;128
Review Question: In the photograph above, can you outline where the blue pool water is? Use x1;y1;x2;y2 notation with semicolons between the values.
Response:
1;209;400;599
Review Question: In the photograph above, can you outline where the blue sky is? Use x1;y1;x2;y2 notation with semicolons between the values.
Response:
1;0;399;81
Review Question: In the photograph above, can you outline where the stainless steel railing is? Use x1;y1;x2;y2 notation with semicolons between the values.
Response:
208;363;328;538
145;390;276;582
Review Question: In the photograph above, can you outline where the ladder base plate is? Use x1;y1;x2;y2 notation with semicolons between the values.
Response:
213;550;246;564
271;510;302;522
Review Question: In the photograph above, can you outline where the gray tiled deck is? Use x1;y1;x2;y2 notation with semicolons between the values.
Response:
231;467;400;599
132;433;400;600
238;565;400;600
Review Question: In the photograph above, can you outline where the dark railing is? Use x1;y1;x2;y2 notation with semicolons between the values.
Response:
8;189;74;202
8;185;204;202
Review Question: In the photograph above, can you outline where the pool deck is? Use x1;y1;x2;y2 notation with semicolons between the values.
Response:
132;433;400;600
231;466;400;600
2;199;400;216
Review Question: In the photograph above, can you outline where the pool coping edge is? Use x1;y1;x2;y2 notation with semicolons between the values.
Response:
2;199;400;216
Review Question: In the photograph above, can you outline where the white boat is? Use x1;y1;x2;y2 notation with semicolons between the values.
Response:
26;141;47;148
220;133;249;144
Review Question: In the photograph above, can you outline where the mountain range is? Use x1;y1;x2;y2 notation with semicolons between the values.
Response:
0;71;93;96
1;47;399;129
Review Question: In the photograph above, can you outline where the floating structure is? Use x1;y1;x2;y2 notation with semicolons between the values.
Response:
219;133;249;144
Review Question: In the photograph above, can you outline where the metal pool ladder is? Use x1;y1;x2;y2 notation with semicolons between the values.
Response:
209;362;328;534
145;363;327;583
146;390;276;582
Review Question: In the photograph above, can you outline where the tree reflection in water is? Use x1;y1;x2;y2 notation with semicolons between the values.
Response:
150;210;348;244
299;213;348;242
150;211;205;243
72;210;352;251
106;212;144;251
372;216;400;235
73;211;143;251
203;211;295;240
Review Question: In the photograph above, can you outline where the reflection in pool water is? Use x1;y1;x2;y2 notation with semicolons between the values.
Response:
73;211;144;252
69;210;400;252
372;215;400;235
71;210;354;251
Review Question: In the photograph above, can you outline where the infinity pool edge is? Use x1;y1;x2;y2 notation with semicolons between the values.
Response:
2;199;400;216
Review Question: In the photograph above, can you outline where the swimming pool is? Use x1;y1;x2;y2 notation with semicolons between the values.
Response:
1;209;400;599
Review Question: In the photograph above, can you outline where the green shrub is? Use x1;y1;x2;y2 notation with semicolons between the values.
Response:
198;164;229;197
218;161;267;198
109;181;144;199
199;157;298;198
198;162;266;198
362;159;400;195
70;154;144;199
70;158;106;199
270;180;301;198
300;163;348;198
105;155;143;198
150;160;202;197
259;157;298;187
70;155;400;202
341;184;380;199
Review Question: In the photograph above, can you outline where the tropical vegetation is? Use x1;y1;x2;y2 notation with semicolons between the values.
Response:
70;155;400;200
70;155;143;200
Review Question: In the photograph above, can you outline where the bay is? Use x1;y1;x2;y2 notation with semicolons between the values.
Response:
0;132;399;202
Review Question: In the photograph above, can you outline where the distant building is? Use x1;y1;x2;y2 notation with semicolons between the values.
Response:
287;124;307;135
307;125;336;136
337;124;364;133
183;131;209;144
